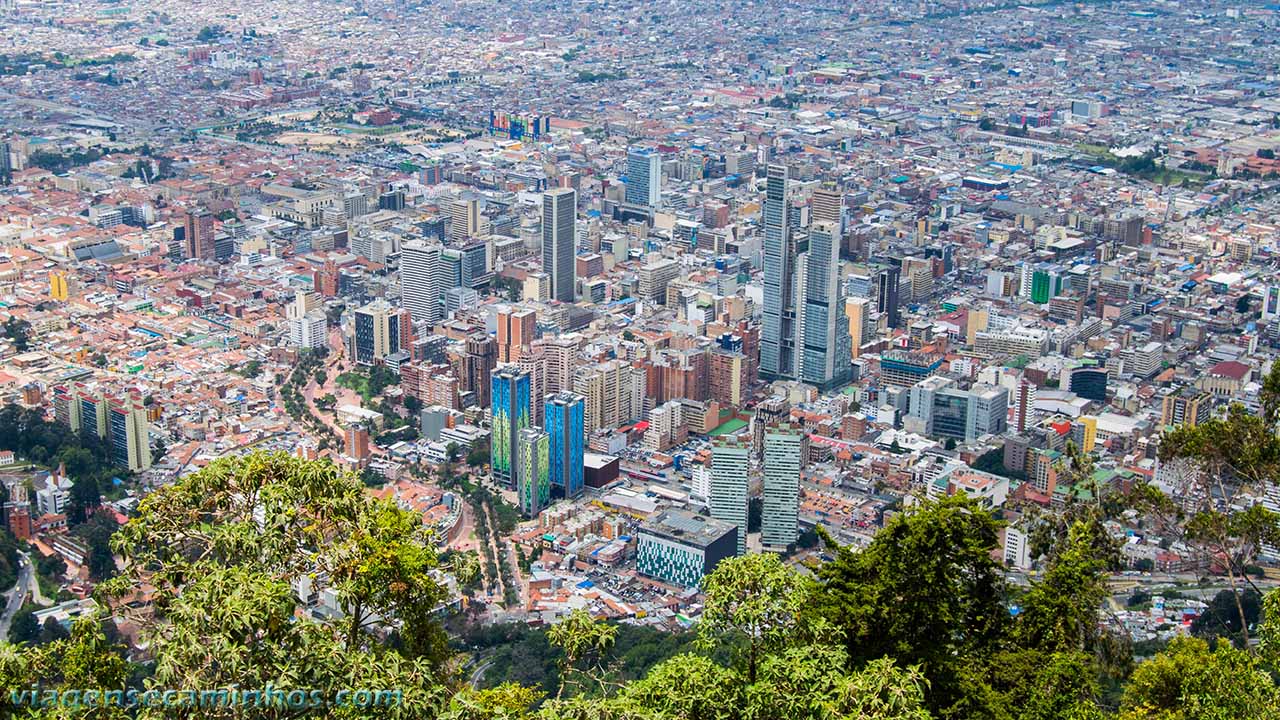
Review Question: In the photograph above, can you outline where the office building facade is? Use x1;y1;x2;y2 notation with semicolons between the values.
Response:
760;164;796;380
516;428;551;517
798;221;851;391
546;392;585;498
709;437;750;556
542;188;577;303
635;510;737;588
625;148;661;208
401;241;444;326
761;423;805;551
491;366;532;485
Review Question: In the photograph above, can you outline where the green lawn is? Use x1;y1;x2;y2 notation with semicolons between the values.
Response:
336;372;371;402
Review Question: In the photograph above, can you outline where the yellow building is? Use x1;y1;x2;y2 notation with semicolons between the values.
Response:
1078;415;1097;454
49;271;68;301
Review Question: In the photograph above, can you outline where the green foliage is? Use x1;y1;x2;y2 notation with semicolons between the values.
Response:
699;553;812;683
90;452;459;718
1015;521;1109;654
1191;588;1262;647
234;359;262;378
7;604;39;645
972;447;1026;481
71;513;120;581
548;609;618;699
1119;637;1280;720
0;527;18;594
467;440;490;468
3;316;32;351
809;494;1007;713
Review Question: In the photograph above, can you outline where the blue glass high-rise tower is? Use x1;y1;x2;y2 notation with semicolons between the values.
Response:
491;366;531;486
546;391;585;498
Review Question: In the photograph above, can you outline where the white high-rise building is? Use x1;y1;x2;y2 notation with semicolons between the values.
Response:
450;196;481;243
287;290;327;350
625;148;661;208
762;424;805;551
402;241;444;326
709;437;750;556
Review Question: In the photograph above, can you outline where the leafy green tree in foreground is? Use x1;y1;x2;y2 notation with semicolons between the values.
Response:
809;494;1007;713
7;454;1280;719
1151;360;1280;646
91;452;473;719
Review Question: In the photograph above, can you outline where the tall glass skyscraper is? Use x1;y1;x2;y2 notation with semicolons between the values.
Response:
517;427;550;517
762;423;805;551
542;188;577;303
545;391;585;498
709;436;750;556
625;148;661;208
760;164;795;380
490;366;531;486
878;265;901;329
798;221;851;391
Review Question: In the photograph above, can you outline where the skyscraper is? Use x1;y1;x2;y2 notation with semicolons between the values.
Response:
351;300;405;365
462;334;497;408
287;290;326;350
546;392;585;498
517;427;550;517
542;188;577;303
491;366;532;486
449;196;480;243
877;265;901;329
762;423;805;551
625;148;661;208
810;184;843;235
108;396;151;473
1013;379;1038;433
798;221;851;391
846;297;870;359
401;241;444;326
760;164;796;380
496;306;537;363
184;208;215;261
709;437;750;556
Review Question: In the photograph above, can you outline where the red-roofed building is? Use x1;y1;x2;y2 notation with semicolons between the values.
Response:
1198;360;1253;398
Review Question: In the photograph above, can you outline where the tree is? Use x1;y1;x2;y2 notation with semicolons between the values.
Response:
67;476;101;525
1191;588;1262;647
1120;636;1280;719
546;608;617;699
0;612;132;720
404;394;422;415
467;441;490;468
1015;520;1109;654
7;607;38;645
809;494;1007;713
2;317;31;352
698;553;811;684
38;617;70;645
96;452;465;716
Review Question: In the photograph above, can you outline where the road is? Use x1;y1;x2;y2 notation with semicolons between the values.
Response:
0;552;34;639
469;658;494;688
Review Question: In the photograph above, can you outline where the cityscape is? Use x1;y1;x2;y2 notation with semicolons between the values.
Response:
2;0;1280;717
